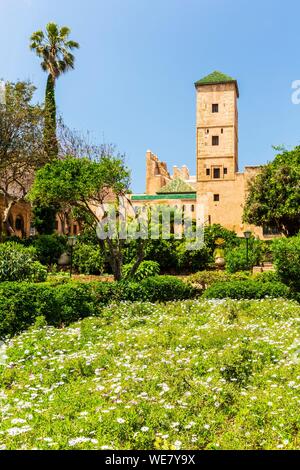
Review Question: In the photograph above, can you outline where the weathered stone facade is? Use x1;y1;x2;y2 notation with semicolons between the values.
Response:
0;198;32;239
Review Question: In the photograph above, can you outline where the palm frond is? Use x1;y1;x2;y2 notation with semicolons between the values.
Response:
60;26;71;39
30;22;79;79
30;30;44;43
46;22;59;39
65;40;79;50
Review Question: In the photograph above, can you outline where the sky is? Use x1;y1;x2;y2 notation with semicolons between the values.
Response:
1;0;300;192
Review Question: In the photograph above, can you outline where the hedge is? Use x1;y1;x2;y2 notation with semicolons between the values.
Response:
0;276;198;338
202;280;292;300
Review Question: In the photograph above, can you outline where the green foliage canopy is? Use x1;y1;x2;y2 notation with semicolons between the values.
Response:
243;147;300;236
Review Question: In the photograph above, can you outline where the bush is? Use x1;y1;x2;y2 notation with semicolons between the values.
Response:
111;276;197;303
252;271;280;283
122;260;160;281
0;242;46;282
204;224;240;253
273;235;300;291
189;270;250;290
29;261;48;282
0;282;96;337
0;276;198;338
176;243;210;273
138;275;197;302
33;234;67;266
73;243;104;275
203;280;292;300
49;283;95;324
225;240;262;273
143;238;180;272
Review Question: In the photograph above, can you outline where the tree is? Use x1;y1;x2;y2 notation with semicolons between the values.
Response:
30;119;109;235
0;81;45;236
28;154;141;280
31;204;58;235
243;146;300;236
30;23;79;158
57;117;103;161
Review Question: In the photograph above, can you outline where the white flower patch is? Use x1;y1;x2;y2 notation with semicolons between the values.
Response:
7;426;32;436
0;341;7;366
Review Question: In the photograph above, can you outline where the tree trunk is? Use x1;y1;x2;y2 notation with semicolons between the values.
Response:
44;74;58;159
3;199;16;237
113;256;122;281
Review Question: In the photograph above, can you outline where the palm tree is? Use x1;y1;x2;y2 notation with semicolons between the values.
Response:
30;23;79;158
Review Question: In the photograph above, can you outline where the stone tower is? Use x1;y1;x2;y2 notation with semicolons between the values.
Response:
195;71;239;188
194;71;247;231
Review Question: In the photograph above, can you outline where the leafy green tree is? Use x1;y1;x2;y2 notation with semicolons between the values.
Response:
30;23;79;158
243;147;300;236
0;81;45;236
272;234;300;291
32;204;58;235
28;154;134;280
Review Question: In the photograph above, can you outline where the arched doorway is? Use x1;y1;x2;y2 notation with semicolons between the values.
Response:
15;214;25;238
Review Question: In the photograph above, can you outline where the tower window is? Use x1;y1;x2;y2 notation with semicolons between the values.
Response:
212;136;219;146
224;167;228;175
212;103;219;113
191;205;195;212
213;194;220;202
206;168;210;176
213;168;221;179
221;128;223;134
206;129;209;134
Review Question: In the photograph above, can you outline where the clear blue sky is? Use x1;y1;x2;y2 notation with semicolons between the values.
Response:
1;0;300;192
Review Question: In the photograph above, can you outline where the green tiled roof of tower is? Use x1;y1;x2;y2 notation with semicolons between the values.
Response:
195;71;239;97
157;178;196;194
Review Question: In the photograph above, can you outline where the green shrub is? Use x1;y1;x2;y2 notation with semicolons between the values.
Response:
0;276;198;338
189;270;250;290
252;271;280;283
113;281;149;302
138;275;197;302
90;281;116;306
122;260;160;281
109;276;197;303
72;243;104;275
176;243;210;273
204;224;240;253
0;242;46;282
203;280;292;300
273;235;300;291
51;283;95;324
29;261;48;282
0;282;96;337
225;241;262;273
221;342;253;386
143;238;180;272
33;234;67;266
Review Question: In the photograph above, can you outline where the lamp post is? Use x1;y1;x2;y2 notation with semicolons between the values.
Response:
243;230;252;270
67;236;77;278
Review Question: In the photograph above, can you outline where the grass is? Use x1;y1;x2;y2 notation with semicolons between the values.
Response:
0;298;300;450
